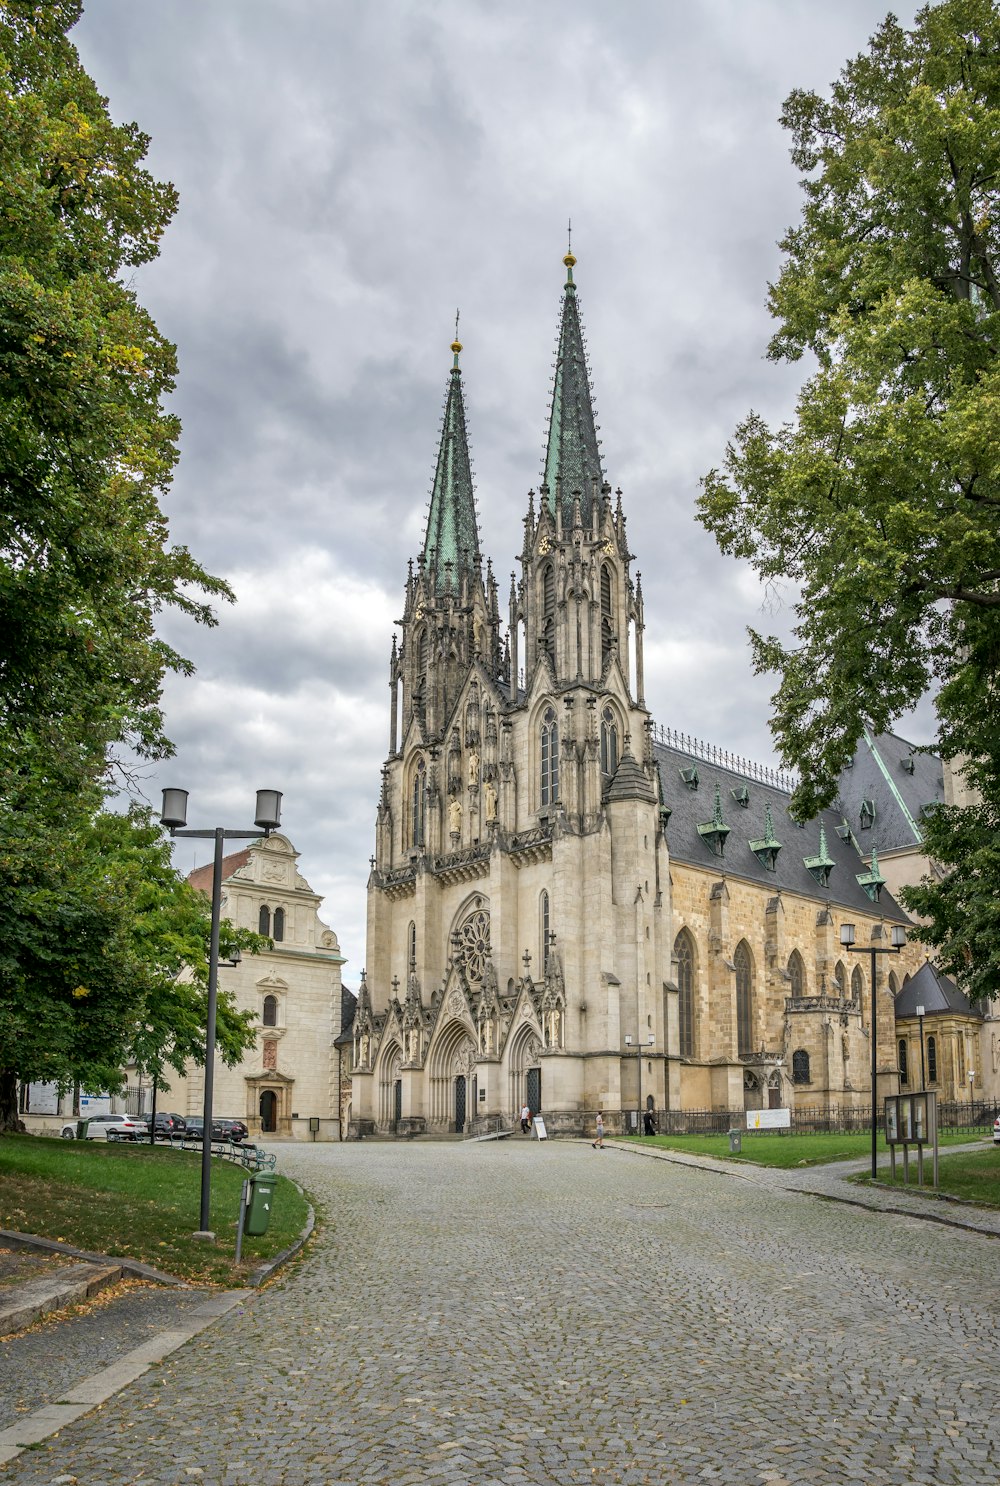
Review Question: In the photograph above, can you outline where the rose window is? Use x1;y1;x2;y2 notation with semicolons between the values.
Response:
457;908;491;988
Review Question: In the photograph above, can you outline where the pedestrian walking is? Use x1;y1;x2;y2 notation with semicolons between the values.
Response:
520;1103;532;1134
643;1107;656;1137
592;1111;604;1148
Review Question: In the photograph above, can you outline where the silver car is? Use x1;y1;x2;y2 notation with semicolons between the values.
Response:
60;1114;148;1141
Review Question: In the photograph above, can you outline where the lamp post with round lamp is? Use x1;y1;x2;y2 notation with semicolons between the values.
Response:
160;787;283;1238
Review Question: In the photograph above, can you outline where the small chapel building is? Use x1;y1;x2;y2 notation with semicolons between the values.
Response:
348;253;933;1139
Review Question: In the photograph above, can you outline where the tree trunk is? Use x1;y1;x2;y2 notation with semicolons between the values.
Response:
0;1070;20;1132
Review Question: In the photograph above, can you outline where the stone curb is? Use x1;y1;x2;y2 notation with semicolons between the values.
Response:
598;1139;1000;1238
0;1228;188;1287
0;1289;252;1467
0;1263;122;1339
245;1197;315;1287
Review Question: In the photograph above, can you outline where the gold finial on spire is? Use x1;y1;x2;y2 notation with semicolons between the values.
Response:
451;308;462;361
564;216;576;273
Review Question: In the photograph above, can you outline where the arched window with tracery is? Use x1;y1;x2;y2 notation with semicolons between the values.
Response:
927;1035;937;1082
851;965;864;1003
600;705;619;780
787;950;805;999
262;994;278;1028
834;960;847;996
411;758;426;847
600;564;614;669
541;564;555;666
898;1038;908;1085
540;891;550;971
273;906;285;942
407;921;416;970
792;1049;810;1084
258;904;271;936
674;929;695;1059
735;940;754;1056
540;706;559;807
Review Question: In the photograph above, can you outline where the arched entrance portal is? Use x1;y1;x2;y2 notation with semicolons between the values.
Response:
526;1066;541;1116
259;1089;278;1132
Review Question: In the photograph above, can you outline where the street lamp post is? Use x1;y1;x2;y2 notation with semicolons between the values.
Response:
968;1067;976;1120
840;921;907;1180
915;1003;926;1092
624;1033;655;1135
161;787;283;1237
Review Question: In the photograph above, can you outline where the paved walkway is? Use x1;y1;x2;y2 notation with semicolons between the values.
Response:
3;1140;998;1485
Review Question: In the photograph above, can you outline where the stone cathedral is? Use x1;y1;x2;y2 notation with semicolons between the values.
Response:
347;253;941;1140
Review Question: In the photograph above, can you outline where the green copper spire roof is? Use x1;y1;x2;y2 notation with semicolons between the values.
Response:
541;250;604;523
422;325;480;593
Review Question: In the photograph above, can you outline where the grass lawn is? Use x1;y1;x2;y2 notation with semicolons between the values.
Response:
0;1134;311;1286
870;1143;1000;1208
618;1129;977;1168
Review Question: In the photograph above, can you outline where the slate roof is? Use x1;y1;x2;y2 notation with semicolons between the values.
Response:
335;987;358;1047
654;740;910;922
836;728;945;852
607;748;656;803
894;961;980;1020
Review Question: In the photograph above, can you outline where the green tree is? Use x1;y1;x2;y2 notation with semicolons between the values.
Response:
0;1;236;1107
0;806;264;1131
698;0;1000;1000
0;0;229;784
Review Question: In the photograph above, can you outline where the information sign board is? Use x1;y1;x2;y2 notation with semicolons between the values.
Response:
745;1108;791;1131
532;1115;548;1141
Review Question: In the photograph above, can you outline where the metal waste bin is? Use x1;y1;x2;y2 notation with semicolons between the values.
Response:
728;1129;742;1154
243;1173;275;1236
76;1119;88;1140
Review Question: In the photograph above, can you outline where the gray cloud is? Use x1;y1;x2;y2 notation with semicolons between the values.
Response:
76;0;924;979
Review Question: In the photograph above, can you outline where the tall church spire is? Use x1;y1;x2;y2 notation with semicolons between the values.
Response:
542;247;604;526
422;321;480;593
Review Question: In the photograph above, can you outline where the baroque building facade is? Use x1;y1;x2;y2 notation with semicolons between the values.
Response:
348;255;932;1139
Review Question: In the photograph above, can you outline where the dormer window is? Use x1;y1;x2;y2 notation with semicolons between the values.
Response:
859;799;876;830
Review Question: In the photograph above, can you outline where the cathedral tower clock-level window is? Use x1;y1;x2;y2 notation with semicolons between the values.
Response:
541;563;555;666
601;564;614;670
540;707;560;807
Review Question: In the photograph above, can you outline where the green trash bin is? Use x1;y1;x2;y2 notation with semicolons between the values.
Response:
728;1129;742;1154
243;1172;275;1237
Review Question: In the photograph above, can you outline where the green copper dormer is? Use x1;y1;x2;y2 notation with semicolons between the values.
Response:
422;332;480;593
856;845;886;902
697;785;730;858
804;822;835;888
541;251;604;525
749;804;782;872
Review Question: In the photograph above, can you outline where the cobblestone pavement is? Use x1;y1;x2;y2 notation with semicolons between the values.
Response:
3;1140;999;1486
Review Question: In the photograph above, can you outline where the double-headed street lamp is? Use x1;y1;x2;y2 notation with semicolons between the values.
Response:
624;1032;655;1135
161;787;283;1238
839;921;906;1180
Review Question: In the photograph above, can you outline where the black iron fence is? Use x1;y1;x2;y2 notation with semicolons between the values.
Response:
649;1101;1000;1136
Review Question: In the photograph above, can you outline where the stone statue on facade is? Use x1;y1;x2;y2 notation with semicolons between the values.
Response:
467;750;480;787
448;796;462;835
483;778;498;822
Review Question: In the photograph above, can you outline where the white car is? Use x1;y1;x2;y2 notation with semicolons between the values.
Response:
993;1116;1000;1146
60;1114;148;1141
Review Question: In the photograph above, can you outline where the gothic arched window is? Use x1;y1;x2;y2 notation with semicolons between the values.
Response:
888;970;899;997
273;906;285;942
600;705;619;779
258;905;271;936
601;564;614;669
735;940;754;1056
540;707;559;807
411;758;426;847
787;950;805;999
851;965;864;1003
898;1038;908;1085
674;929;695;1059
927;1035;938;1082
834;960;847;996
792;1049;810;1084
540;564;556;667
540;891;550;971
262;994;278;1028
407;921;416;970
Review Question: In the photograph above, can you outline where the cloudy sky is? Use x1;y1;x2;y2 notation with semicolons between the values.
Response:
75;0;926;981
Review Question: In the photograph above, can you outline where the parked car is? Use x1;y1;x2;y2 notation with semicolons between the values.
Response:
59;1114;148;1141
149;1112;186;1138
184;1116;249;1143
993;1116;1000;1146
